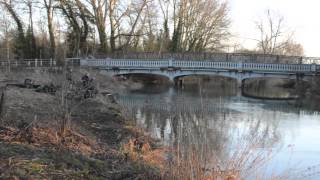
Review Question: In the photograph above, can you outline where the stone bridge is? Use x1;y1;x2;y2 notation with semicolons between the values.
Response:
1;56;319;88
79;58;320;87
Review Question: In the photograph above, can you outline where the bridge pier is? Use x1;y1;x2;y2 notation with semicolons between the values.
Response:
94;59;319;90
295;74;307;104
173;78;183;88
237;78;244;89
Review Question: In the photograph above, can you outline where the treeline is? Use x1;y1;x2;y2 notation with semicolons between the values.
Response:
0;0;229;60
0;0;303;61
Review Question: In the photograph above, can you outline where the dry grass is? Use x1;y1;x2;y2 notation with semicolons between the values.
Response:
121;138;168;168
162;143;282;180
119;126;169;173
118;132;287;180
0;68;165;179
0;122;113;179
156;115;292;180
0;124;105;156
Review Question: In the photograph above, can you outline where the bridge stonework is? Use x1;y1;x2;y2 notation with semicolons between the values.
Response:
80;58;320;87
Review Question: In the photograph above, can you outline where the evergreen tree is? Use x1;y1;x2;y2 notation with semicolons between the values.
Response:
170;18;182;52
24;27;37;58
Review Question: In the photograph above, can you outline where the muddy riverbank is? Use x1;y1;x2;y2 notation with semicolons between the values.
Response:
0;69;165;179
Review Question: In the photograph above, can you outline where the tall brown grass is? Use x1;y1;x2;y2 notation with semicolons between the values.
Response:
161;115;280;180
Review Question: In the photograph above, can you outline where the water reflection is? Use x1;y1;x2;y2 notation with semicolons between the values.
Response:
117;83;320;179
243;84;297;99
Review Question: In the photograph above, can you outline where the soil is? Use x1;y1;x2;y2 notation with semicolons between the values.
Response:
0;68;164;179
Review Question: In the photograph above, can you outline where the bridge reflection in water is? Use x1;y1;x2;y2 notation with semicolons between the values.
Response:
116;86;320;178
117;93;302;115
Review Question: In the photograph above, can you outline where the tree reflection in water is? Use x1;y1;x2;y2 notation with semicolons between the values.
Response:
117;81;320;179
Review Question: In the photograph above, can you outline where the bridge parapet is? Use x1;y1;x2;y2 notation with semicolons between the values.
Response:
100;52;310;63
81;59;170;68
81;58;319;74
92;52;320;64
0;59;56;67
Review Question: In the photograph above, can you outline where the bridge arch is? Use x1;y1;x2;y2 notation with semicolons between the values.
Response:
241;73;312;83
94;58;318;88
112;72;171;83
172;73;239;86
172;71;241;81
171;71;313;88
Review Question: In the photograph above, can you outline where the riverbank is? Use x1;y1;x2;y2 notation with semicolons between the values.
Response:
1;68;320;179
0;69;166;179
304;76;320;110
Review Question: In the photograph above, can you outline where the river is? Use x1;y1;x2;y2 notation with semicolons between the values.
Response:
116;80;320;179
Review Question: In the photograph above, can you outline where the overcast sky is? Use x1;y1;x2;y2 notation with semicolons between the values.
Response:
229;0;320;57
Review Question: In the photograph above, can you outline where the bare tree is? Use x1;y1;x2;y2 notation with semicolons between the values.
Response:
281;40;304;56
184;0;230;52
0;0;233;57
0;0;26;58
23;0;38;58
0;0;23;38
120;0;149;50
43;0;55;58
86;0;108;52
0;11;13;67
141;1;159;51
171;0;230;52
158;0;170;52
256;9;303;56
23;0;34;32
57;0;92;56
107;0;149;52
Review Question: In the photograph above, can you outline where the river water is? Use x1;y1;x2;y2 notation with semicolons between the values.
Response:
117;81;320;179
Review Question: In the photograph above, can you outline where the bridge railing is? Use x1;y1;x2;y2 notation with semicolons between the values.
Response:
81;59;170;68
303;57;320;64
65;58;81;66
103;52;308;64
0;59;57;67
174;61;316;72
81;59;319;73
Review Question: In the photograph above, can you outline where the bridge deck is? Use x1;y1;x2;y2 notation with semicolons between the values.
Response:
81;59;320;74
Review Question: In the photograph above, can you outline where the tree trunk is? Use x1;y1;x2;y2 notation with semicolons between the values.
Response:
2;2;25;58
97;24;107;52
45;0;56;58
110;16;116;52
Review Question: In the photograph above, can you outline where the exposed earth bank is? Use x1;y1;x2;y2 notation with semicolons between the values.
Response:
0;68;165;179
